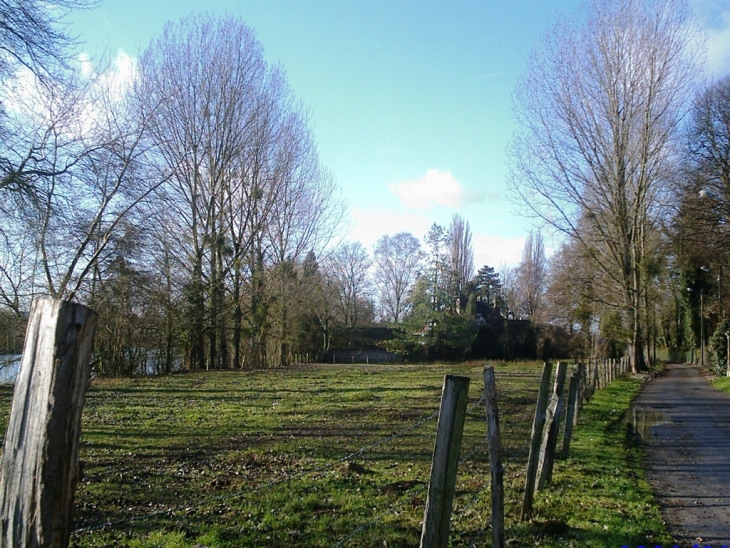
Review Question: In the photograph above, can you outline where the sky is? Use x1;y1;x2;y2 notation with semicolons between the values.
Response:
64;0;730;271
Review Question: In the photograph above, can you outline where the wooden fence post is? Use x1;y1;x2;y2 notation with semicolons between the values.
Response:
561;372;580;456
0;298;97;548
537;361;568;490
521;362;553;521
420;375;470;548
483;366;504;548
575;363;585;423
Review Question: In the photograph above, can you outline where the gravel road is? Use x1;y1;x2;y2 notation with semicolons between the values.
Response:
630;363;730;546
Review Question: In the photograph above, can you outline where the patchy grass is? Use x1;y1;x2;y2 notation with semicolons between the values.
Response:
0;362;669;547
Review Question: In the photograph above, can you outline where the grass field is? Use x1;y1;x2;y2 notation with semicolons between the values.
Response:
0;361;669;547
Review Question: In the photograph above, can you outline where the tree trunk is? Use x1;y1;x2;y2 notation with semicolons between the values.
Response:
0;298;97;548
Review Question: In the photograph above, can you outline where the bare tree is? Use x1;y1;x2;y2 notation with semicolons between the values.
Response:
515;231;547;322
0;56;161;304
373;232;423;322
0;0;94;83
0;0;97;200
137;15;277;369
423;223;451;312
683;75;730;249
137;15;341;369
544;240;595;335
323;241;372;329
448;213;474;313
509;0;702;371
500;265;519;319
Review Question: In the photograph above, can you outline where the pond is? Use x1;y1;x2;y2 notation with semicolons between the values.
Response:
0;355;21;384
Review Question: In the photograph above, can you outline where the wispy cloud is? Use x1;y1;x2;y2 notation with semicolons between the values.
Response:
389;169;465;210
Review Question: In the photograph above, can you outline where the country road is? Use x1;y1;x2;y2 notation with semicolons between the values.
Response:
630;363;730;545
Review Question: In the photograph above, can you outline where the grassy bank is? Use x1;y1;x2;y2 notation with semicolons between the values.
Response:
0;363;670;547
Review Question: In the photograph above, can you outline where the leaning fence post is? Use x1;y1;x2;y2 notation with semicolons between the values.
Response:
0;298;97;548
420;375;470;548
483;366;504;548
562;371;580;456
537;361;568;490
521;362;553;521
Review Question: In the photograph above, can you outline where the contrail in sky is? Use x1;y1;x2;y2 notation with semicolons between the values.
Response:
468;72;503;80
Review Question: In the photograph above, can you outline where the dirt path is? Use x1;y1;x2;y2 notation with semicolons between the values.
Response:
631;363;730;546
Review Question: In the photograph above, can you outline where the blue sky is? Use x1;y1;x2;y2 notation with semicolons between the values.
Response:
66;0;730;270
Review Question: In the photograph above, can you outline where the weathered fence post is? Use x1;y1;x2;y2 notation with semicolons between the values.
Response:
521;362;553;521
562;371;580;456
575;362;585;423
420;375;470;548
0;298;97;548
483;366;504;548
537;361;568;490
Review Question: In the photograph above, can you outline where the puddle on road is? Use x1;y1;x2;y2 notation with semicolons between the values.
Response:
626;405;672;441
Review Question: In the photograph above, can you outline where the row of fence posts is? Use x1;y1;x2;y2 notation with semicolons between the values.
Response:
419;357;629;548
0;298;630;548
520;358;629;521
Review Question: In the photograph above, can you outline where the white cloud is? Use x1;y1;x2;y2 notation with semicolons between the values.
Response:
692;0;730;76
95;50;137;100
389;169;465;210
78;52;93;78
350;208;433;249
473;233;525;270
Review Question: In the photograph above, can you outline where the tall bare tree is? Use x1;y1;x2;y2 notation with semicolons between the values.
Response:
373;232;423;323
448;213;474;313
509;0;702;371
0;56;160;304
136;15;340;370
515;231;547;322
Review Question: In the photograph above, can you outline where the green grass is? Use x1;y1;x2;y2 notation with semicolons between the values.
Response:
0;362;670;547
712;375;730;393
515;377;672;547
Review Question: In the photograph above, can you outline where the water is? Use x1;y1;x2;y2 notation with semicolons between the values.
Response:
626;404;672;441
0;355;21;384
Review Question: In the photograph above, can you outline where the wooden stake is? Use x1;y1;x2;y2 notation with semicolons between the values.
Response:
537;361;567;490
562;372;580;456
521;362;552;521
420;375;470;548
0;298;97;548
483;366;504;548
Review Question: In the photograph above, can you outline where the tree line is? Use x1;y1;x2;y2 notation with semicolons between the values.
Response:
0;11;347;373
509;0;730;373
